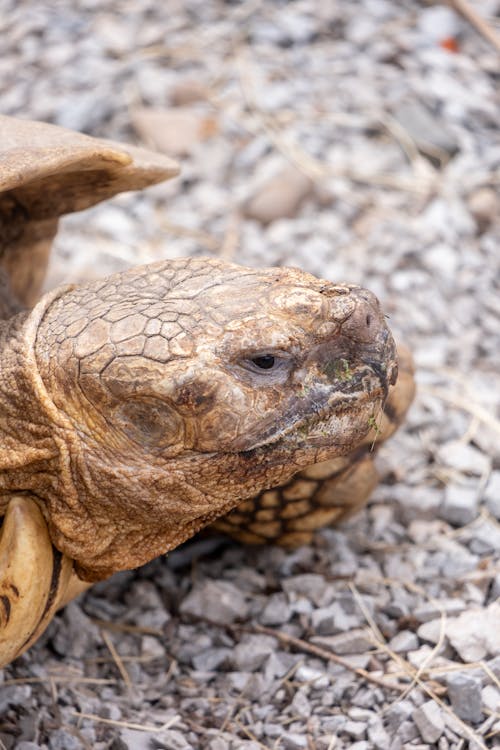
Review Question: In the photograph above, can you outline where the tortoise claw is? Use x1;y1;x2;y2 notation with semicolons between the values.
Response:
0;496;73;667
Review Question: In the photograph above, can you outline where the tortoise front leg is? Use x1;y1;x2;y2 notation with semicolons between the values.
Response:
0;495;77;667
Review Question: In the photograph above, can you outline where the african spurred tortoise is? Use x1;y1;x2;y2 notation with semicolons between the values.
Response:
0;116;414;666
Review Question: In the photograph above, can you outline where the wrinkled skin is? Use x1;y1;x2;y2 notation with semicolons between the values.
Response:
0;257;397;580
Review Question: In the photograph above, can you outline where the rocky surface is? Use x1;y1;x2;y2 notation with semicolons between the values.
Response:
1;1;499;748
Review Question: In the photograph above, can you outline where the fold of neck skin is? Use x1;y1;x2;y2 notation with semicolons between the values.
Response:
0;296;62;511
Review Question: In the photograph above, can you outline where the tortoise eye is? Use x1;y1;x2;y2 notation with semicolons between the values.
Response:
251;354;276;370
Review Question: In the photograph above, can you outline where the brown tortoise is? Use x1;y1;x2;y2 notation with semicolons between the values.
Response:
0;115;414;667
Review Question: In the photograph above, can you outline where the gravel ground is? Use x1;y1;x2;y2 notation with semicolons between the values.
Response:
1;1;500;748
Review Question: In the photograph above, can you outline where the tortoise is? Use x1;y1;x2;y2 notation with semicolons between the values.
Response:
0;115;415;667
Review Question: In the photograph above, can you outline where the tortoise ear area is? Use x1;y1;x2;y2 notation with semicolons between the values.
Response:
113;397;185;450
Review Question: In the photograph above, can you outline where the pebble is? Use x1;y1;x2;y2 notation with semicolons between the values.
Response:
310;601;361;635
311;629;373;655
243;165;314;225
447;673;483;723
259;593;291;625
440;483;479;526
179;580;249;624
342;720;367;740
412;700;445;744
467;187;499;233
446;601;500;662
388;630;419;653
131;107;218;157
231;634;277;671
48;731;84;750
484;470;500;519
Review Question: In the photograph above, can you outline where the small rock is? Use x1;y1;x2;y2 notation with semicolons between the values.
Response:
467;517;500;555
192;647;231;672
388;630;419;653
311;629;373;655
141;635;165;659
49;730;84;750
342;720;366;740
484;471;500;519
170;80;208;106
414;598;466;623
384;700;414;732
447;673;483;723
243;165;313;225
311;602;361;635
232;634;277;671
468;187;499;233
437;441;490;477
393;720;419;743
440;483;479;526
368;720;391;750
295;664;329;688
281;732;308;749
51;602;100;658
417;618;443;644
447;602;500;662
131;107;218;157
290;688;311;718
393;100;459;163
209;739;229;750
481;685;500;713
282;574;329;606
260;593;291;625
180;579;249;625
413;700;445;744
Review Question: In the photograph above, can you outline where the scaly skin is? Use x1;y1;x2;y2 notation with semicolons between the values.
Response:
0;257;398;582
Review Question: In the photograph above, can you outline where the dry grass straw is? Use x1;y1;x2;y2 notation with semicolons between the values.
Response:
450;0;500;53
350;580;491;750
70;711;179;733
100;629;132;691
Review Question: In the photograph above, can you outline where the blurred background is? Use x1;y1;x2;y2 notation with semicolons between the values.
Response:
1;2;500;748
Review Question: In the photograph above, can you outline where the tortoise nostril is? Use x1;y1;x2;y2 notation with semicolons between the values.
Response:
366;314;372;327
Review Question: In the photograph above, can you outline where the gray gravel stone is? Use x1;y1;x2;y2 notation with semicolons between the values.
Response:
281;733;308;749
440;484;479;526
232;634;277;671
290;688;311;718
342;720;366;740
310;601;361;635
311;629;373;655
393;720;420;743
413;700;445;744
179;580;249;625
259;593;291;625
282;574;329;606
484;470;500;519
447;673;483;723
388;630;419;653
49;731;84;750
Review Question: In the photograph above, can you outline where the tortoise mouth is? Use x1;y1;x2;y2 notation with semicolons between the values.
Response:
236;363;390;454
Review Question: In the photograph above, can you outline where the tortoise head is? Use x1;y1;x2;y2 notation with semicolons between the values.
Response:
30;258;397;579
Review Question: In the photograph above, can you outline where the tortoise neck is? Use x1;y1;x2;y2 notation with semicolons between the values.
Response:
0;269;24;320
0;310;59;507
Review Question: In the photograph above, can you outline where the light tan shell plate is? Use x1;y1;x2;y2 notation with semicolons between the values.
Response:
0;114;179;217
0;115;179;309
